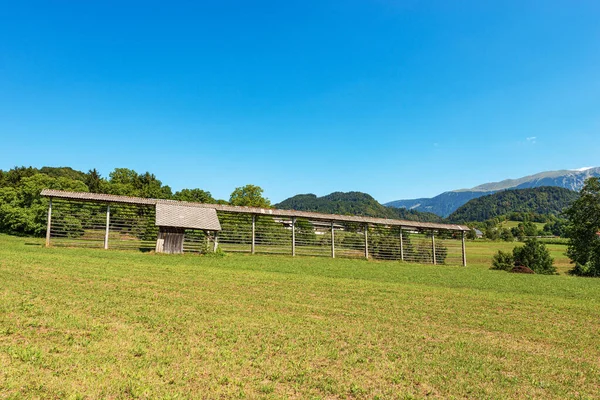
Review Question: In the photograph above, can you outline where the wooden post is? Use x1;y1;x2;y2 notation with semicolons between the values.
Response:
331;221;335;258
213;231;219;253
251;214;256;254
292;217;296;257
400;228;404;261
432;231;437;265
462;231;467;267
45;198;52;247
104;205;110;250
364;224;369;259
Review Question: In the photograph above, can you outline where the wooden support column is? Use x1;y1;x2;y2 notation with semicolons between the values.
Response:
432;231;437;265
104;205;110;250
462;231;467;267
400;228;404;261
251;214;256;254
213;231;219;252
331;221;335;258
292;217;296;257
45;198;52;247
364;224;369;259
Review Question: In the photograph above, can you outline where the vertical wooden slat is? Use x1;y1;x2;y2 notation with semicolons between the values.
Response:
292;217;296;257
432;231;437;265
331;221;335;258
462;231;467;267
251;214;256;254
45;198;52;247
214;231;219;252
400;228;404;261
104;205;110;250
364;224;369;259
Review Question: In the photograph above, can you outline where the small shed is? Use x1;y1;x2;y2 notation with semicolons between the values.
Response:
155;203;221;254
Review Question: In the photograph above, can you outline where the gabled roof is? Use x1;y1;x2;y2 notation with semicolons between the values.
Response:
156;203;221;231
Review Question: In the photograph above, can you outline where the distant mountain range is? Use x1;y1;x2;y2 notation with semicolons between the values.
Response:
386;167;600;217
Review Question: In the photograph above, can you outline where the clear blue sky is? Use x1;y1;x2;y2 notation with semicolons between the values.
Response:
1;1;599;203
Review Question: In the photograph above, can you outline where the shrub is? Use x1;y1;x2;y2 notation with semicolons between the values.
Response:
513;238;556;275
491;250;514;271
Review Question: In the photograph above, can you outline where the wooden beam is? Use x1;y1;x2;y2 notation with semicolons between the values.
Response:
462;231;467;267
251;214;256;254
331;221;335;258
292;217;296;257
400;228;404;261
432;231;437;265
45;198;52;247
104;205;110;250
364;224;369;259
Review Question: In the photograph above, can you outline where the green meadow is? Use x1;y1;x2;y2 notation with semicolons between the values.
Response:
1;234;599;399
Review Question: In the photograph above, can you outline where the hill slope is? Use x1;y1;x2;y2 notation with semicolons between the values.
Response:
386;167;599;217
448;187;579;222
275;192;444;222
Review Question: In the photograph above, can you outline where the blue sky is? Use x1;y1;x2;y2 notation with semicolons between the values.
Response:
1;1;599;203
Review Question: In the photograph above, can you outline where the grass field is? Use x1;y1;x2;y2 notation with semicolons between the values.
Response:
1;234;599;399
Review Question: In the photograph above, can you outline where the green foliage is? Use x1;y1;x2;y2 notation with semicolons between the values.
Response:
108;168;172;199
275;192;444;223
565;177;600;277
449;187;578;223
499;228;514;242
510;221;541;239
0;174;88;236
229;184;271;208
512;238;556;275
491;250;514;271
173;188;216;203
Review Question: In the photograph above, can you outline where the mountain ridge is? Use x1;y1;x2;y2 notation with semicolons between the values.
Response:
386;167;599;217
275;191;444;223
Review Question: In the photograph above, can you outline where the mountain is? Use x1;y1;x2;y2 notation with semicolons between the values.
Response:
275;192;444;223
386;167;600;217
386;191;496;218
448;187;579;223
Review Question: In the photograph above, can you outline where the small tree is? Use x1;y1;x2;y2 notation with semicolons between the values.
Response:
491;250;514;271
513;238;555;274
564;177;600;276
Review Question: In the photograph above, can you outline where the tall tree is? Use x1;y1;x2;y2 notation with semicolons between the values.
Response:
85;169;103;193
229;185;271;208
565;177;600;276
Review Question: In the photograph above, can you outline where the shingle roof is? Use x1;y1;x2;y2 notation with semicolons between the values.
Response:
40;189;470;231
156;204;221;231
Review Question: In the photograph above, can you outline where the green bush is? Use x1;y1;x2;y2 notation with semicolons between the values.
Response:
513;238;556;275
491;250;514;271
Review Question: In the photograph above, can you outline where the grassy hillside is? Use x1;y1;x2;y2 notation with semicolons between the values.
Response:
1;234;598;398
275;192;444;222
449;186;578;222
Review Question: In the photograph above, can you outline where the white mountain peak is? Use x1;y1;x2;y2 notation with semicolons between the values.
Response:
571;167;595;172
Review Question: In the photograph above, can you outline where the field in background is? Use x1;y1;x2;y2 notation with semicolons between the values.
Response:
1;234;598;399
500;220;546;230
468;240;572;274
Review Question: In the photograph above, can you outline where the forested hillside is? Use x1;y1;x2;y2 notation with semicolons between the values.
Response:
448;187;578;223
275;192;444;222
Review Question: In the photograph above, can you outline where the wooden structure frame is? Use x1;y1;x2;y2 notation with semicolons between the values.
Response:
41;189;470;265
